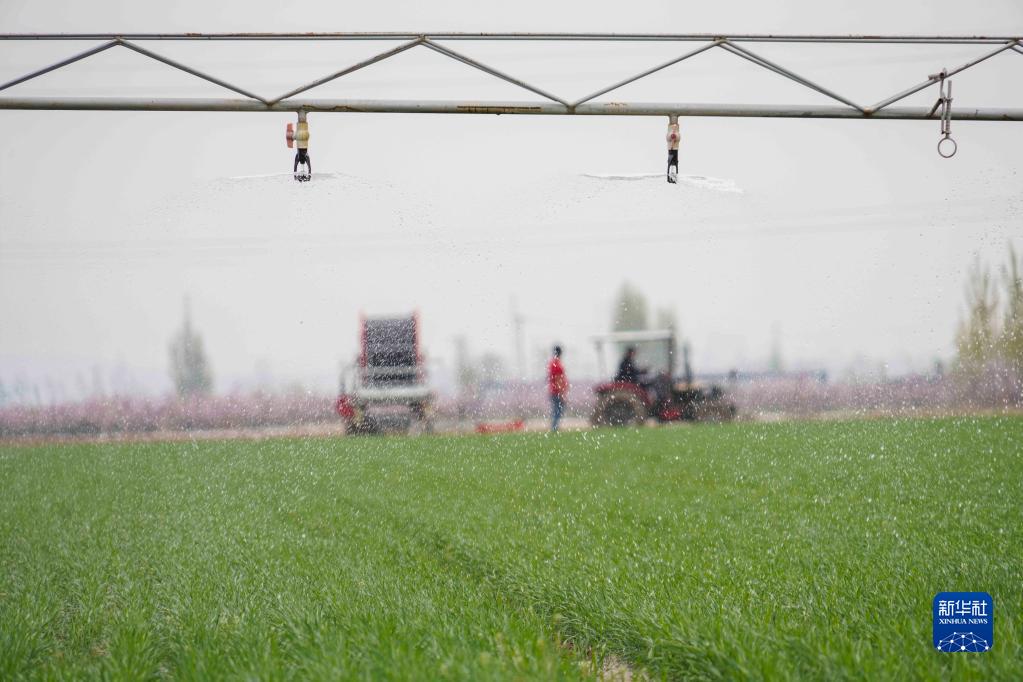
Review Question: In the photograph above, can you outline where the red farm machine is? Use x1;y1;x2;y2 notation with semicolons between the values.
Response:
335;313;433;434
591;330;736;427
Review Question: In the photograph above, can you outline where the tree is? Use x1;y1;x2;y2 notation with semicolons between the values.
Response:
611;282;649;332
655;307;677;332
1000;242;1023;378
169;299;213;397
955;257;999;374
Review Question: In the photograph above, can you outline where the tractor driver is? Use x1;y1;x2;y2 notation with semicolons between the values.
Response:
614;347;647;385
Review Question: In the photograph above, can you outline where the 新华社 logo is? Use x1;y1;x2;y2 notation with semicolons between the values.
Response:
933;592;993;652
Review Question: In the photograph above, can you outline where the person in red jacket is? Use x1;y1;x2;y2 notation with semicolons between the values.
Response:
547;345;568;432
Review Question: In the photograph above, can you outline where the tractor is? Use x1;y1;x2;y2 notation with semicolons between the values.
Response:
590;330;736;426
335;313;433;434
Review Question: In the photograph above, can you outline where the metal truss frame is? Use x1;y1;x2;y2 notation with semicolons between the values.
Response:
0;33;1020;120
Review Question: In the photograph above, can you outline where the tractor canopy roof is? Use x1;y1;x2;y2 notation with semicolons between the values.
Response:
591;329;676;377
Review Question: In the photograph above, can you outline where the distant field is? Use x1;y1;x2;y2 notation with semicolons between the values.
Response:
1;417;1020;680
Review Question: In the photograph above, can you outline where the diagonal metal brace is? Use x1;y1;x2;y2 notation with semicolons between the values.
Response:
867;40;1019;113
268;37;425;104
116;39;268;103
719;40;865;112
421;38;570;107
571;39;723;107
0;39;119;93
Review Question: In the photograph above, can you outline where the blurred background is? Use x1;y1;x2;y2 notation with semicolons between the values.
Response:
1;1;1021;434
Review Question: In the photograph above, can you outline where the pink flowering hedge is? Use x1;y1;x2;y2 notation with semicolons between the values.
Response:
0;392;336;438
1;369;1019;438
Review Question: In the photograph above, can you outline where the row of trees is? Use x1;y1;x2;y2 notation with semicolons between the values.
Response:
956;243;1023;381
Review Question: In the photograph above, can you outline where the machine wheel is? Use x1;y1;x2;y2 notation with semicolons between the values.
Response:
592;391;646;427
409;402;434;435
344;412;378;435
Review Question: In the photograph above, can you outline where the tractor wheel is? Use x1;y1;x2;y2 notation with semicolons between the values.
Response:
592;391;646;427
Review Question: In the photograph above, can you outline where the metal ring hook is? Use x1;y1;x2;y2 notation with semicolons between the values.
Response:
931;71;956;159
937;135;957;158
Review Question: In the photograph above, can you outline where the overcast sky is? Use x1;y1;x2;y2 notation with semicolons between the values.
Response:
1;1;1022;400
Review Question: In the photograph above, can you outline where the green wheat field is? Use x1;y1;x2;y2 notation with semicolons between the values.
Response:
1;416;1020;680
